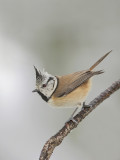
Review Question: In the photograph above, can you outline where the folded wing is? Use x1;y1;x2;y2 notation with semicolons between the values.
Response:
55;70;103;97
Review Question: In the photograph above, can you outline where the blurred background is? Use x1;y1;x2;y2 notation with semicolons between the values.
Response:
0;0;120;160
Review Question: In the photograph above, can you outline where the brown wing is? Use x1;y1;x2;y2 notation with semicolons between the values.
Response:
55;70;103;97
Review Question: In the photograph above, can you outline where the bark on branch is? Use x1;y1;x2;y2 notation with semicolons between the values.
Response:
39;79;120;160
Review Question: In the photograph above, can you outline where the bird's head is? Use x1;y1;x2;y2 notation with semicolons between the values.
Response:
33;66;57;101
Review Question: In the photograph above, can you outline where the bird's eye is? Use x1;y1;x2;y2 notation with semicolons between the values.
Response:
42;84;47;88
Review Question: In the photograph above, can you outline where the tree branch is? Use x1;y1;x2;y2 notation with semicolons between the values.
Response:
39;79;120;160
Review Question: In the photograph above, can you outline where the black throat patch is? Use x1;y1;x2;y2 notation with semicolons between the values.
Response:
37;91;49;102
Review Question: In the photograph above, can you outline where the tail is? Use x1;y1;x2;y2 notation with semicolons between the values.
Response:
89;50;112;71
92;70;104;76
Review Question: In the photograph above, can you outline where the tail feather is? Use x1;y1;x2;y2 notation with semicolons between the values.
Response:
93;70;104;76
89;50;112;71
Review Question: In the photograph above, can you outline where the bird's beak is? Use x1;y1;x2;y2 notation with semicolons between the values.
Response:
32;89;38;93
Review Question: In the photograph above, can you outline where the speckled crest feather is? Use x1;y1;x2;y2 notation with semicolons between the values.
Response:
40;68;50;82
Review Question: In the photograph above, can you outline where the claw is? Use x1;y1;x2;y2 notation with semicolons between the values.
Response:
82;102;91;110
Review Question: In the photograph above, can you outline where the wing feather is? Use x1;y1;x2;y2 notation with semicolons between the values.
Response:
55;70;103;97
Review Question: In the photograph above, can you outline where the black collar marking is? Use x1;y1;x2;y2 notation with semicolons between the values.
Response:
49;76;59;99
47;77;54;84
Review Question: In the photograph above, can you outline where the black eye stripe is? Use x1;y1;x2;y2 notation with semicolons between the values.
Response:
47;77;53;84
42;77;54;87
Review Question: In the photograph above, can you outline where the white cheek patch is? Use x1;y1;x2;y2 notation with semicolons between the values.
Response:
39;77;57;98
47;82;54;90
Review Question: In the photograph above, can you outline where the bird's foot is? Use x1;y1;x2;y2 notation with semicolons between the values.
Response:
82;102;92;110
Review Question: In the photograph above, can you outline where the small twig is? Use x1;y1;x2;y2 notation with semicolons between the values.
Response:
39;79;120;160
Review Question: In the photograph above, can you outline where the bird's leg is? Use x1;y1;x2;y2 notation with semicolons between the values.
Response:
66;106;79;124
70;107;79;119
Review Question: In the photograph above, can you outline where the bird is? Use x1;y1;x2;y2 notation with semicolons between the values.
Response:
33;51;111;122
